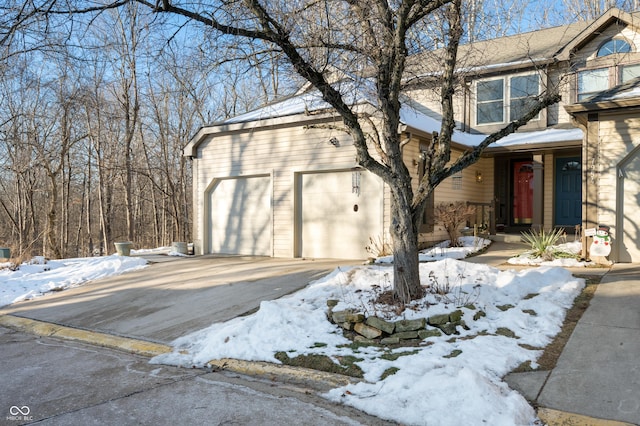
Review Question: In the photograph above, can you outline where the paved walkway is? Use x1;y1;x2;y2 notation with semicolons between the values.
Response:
472;240;639;425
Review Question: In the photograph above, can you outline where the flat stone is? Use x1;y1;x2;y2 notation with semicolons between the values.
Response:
418;329;442;339
380;337;400;345
326;299;339;308
353;335;375;344
331;310;355;324
366;316;395;334
354;322;383;339
394;318;426;332
345;313;365;323
427;313;450;326
438;323;458;335
392;331;419;340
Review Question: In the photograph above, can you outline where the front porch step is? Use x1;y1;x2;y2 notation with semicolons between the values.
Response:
490;233;524;243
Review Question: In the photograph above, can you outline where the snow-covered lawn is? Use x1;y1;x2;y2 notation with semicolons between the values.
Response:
0;255;147;307
153;244;584;425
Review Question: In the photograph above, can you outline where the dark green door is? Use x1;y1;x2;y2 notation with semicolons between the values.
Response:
555;157;582;226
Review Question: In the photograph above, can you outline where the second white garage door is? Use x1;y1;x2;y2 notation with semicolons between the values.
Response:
208;175;271;256
299;170;383;259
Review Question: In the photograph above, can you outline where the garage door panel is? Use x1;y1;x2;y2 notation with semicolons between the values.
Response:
621;161;640;262
209;176;271;256
300;170;382;259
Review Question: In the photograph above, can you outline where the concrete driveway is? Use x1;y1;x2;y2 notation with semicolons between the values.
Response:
0;255;355;344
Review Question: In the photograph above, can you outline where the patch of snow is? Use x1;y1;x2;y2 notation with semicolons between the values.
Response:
376;236;491;263
153;252;583;426
0;255;147;307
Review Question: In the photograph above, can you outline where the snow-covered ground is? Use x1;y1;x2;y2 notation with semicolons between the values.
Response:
0;239;586;425
507;240;594;267
0;255;147;307
376;236;492;263
152;239;584;426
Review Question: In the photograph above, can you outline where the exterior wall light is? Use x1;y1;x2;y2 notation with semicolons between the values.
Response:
476;171;483;183
329;137;340;147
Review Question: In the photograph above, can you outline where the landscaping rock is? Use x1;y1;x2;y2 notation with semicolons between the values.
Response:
449;310;463;323
366;316;395;334
392;331;419;340
332;309;356;324
427;313;450;326
438;323;459;336
496;327;518;339
418;329;442;339
353;335;375;344
354;322;383;339
340;322;353;331
380;337;401;345
345;312;365;323
394;318;426;332
326;299;339;308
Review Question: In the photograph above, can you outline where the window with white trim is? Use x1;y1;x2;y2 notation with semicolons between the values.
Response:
476;73;540;125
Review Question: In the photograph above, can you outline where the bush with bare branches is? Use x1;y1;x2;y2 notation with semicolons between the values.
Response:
434;202;477;247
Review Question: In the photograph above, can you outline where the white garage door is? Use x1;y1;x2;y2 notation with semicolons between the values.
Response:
299;170;383;259
619;154;640;262
208;176;271;256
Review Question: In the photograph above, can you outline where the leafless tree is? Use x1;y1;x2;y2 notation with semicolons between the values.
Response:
1;0;556;302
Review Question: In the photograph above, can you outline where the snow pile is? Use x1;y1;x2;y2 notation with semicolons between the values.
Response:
0;255;147;307
376;236;491;264
153;260;584;426
508;240;592;267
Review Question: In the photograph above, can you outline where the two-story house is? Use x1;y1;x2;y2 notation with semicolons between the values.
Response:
184;8;640;263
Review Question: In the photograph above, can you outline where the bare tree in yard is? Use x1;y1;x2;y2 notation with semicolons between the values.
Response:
90;0;559;302
7;0;559;301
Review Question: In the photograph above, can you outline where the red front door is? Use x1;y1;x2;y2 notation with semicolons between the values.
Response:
513;161;533;225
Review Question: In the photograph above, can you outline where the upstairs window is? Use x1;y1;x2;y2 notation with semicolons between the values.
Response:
476;73;540;125
597;39;631;57
577;68;609;101
621;63;640;83
510;74;540;120
477;79;504;124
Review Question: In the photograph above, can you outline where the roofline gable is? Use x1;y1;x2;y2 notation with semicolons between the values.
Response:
555;8;639;61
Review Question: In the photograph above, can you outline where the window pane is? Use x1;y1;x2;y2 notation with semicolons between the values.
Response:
477;100;504;124
578;68;608;100
511;75;539;98
597;39;631;57
510;97;537;120
477;79;503;102
621;64;640;83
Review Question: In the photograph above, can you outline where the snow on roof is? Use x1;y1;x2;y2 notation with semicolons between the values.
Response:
215;85;583;150
491;127;583;147
400;105;583;148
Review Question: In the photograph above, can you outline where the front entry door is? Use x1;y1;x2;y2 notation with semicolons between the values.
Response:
555;157;582;226
513;161;533;225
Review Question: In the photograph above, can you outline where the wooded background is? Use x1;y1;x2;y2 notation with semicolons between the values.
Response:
1;0;637;259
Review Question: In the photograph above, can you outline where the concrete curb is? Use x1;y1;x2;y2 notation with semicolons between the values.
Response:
537;407;636;426
0;314;172;357
207;358;360;389
0;314;359;391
